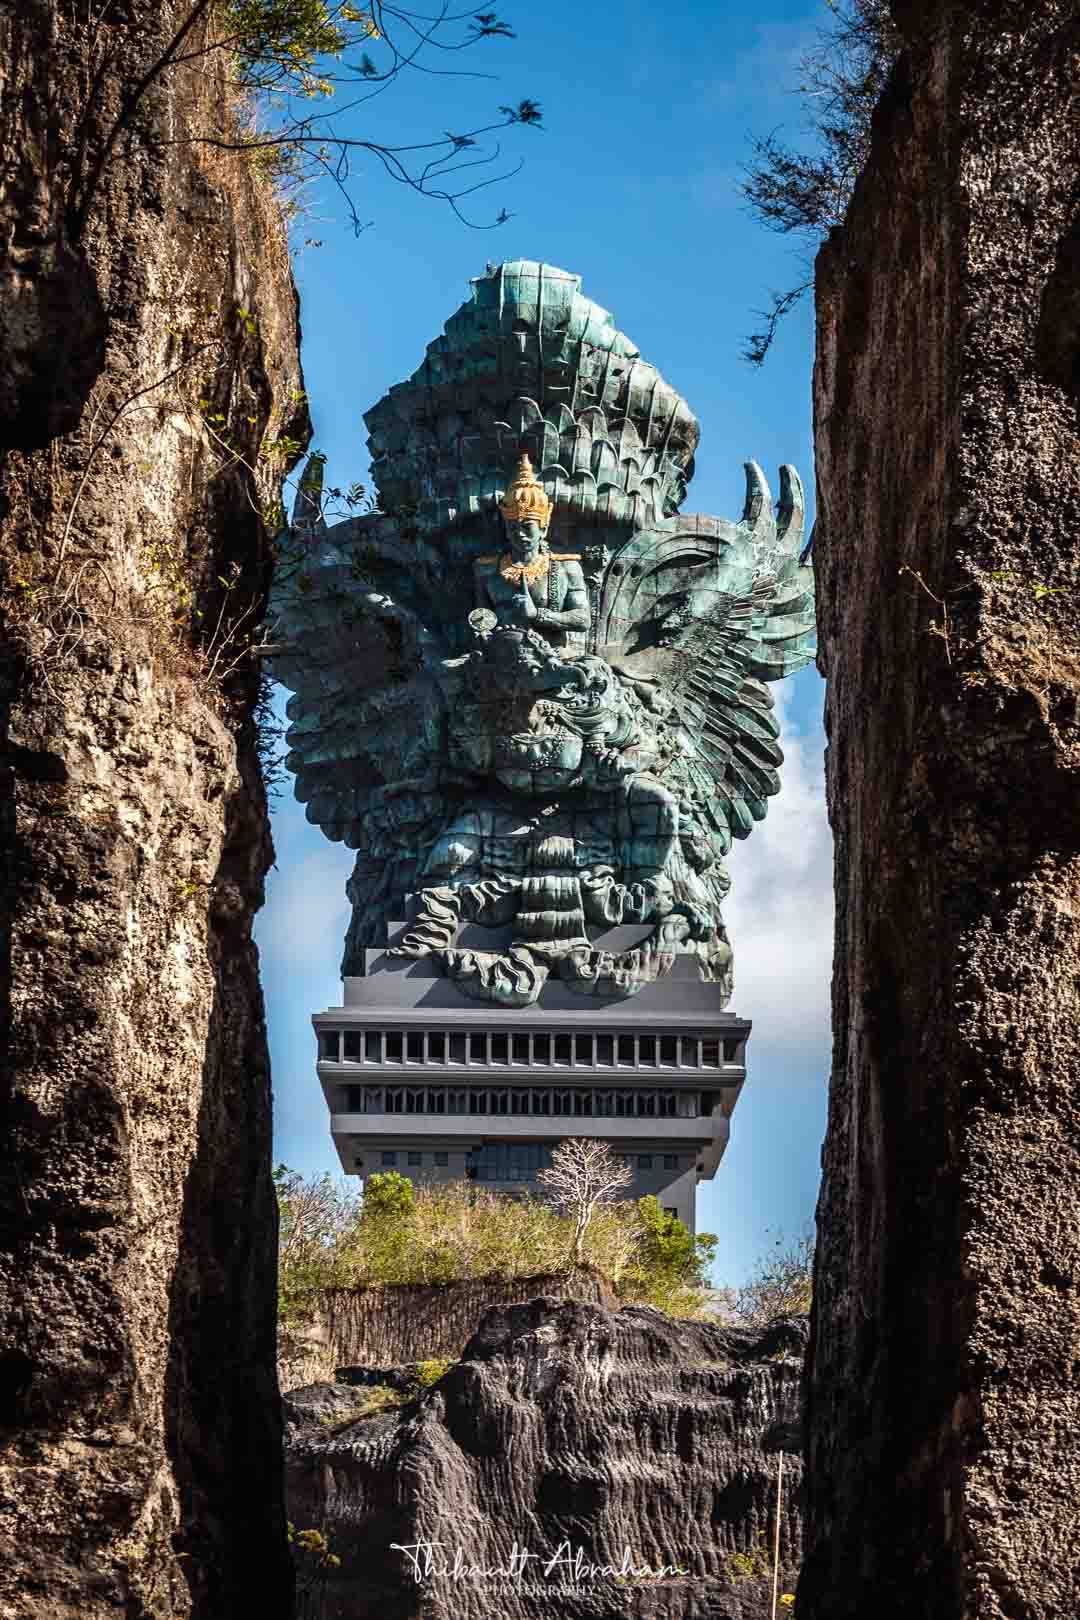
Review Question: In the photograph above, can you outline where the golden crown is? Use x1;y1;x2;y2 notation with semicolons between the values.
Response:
498;453;552;529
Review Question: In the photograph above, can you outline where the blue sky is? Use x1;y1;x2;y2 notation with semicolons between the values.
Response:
256;0;833;1286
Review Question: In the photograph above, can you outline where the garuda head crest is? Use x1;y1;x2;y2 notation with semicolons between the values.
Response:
364;259;699;536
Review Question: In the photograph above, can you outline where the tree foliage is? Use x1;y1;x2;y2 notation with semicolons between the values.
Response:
536;1137;634;1265
740;0;900;363
713;1230;814;1327
71;0;541;239
273;1166;721;1320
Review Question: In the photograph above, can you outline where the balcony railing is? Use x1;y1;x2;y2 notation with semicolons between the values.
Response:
318;1027;741;1070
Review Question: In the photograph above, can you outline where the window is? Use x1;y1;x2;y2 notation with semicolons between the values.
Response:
405;1088;425;1114
663;1154;678;1170
533;1034;551;1064
406;1033;424;1063
364;1030;382;1062
511;1089;531;1115
407;1152;422;1166
638;1035;656;1065
681;1041;699;1068
427;1088;446;1114
448;1033;468;1063
659;1091;677;1118
434;1151;448;1167
574;1034;593;1065
468;1033;487;1063
466;1142;551;1183
384;1032;403;1062
320;1030;340;1061
512;1035;530;1064
491;1033;509;1064
381;1151;397;1166
385;1088;405;1114
701;1041;720;1067
343;1031;364;1061
428;1031;446;1063
343;1087;364;1112
723;1038;740;1063
638;1154;653;1169
554;1034;572;1065
574;1090;593;1116
364;1086;384;1114
660;1036;678;1065
617;1035;635;1065
595;1034;614;1065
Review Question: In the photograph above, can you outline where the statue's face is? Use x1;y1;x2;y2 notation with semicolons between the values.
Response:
506;517;546;559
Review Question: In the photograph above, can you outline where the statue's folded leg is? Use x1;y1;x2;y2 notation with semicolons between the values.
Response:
388;874;522;958
442;946;549;1008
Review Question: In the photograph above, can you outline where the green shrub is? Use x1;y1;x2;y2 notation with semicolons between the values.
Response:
413;1357;455;1388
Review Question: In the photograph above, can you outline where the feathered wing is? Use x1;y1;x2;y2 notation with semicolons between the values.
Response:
600;462;815;853
264;466;459;863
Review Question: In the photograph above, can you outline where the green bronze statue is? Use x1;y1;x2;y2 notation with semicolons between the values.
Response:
268;261;815;1008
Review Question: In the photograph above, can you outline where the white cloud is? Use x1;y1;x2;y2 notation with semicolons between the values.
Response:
257;844;352;968
722;687;833;1057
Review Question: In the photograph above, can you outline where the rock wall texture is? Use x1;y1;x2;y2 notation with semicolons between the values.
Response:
0;2;306;1615
281;1271;620;1389
285;1298;806;1620
803;1;1080;1615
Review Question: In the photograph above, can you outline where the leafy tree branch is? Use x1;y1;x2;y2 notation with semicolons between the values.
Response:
68;0;542;239
740;0;900;363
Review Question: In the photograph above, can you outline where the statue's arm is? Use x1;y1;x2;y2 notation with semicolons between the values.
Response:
534;561;590;633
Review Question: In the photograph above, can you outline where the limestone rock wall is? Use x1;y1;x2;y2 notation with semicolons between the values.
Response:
0;3;307;1615
803;2;1080;1615
280;1271;620;1389
285;1298;806;1620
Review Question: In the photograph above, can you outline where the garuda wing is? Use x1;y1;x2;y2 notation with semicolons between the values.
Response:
263;459;465;859
597;462;815;853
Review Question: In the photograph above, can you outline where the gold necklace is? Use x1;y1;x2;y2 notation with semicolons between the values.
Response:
498;551;550;586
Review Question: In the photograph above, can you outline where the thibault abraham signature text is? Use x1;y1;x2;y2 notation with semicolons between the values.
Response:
391;1539;689;1584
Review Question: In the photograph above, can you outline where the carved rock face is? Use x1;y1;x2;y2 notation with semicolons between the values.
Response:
284;1298;808;1620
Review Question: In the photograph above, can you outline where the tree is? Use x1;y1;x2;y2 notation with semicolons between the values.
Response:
70;1;542;241
719;1230;814;1327
274;1163;362;1321
536;1138;634;1267
739;0;900;363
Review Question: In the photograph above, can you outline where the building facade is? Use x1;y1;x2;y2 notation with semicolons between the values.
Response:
314;923;749;1233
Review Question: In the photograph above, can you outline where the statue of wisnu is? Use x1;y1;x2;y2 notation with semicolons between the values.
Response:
268;260;815;1009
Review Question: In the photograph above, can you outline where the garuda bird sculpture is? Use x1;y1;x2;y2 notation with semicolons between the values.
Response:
268;261;815;1009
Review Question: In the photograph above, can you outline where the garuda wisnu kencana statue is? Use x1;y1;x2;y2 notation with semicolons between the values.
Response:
268;261;814;1009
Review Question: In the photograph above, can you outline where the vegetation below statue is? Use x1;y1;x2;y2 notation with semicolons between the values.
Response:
275;1161;813;1381
276;1167;719;1324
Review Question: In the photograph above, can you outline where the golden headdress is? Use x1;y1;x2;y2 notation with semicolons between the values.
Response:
498;453;552;531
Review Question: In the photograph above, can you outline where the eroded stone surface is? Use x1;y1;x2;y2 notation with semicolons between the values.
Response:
0;3;307;1614
803;3;1080;1615
285;1297;806;1620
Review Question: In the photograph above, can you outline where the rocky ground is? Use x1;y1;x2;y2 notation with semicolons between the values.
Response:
284;1297;806;1620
